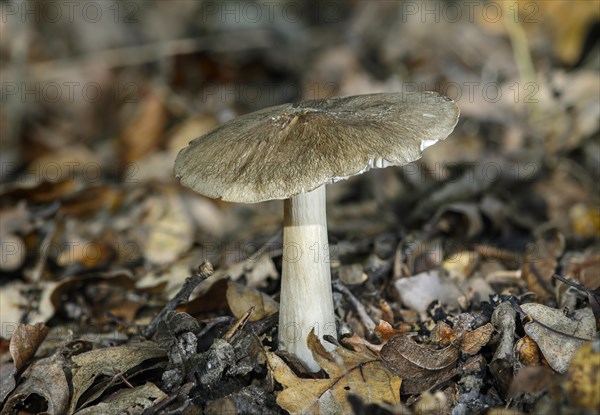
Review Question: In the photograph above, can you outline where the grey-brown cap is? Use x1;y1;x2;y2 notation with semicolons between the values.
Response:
175;91;459;203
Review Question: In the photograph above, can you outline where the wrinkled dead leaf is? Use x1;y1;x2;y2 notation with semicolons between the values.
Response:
564;340;600;412
521;303;595;373
143;187;195;265
69;342;166;413
381;335;459;381
338;264;368;285
268;331;401;415
0;323;47;403
226;281;278;322
508;366;558;398
515;335;543;366
1;356;69;415
10;323;48;371
74;382;167;415
0;281;56;339
374;320;407;344
461;323;493;355
394;270;463;313
490;302;517;394
521;228;564;302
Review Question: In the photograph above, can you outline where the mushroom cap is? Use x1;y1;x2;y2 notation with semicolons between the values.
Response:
175;92;459;203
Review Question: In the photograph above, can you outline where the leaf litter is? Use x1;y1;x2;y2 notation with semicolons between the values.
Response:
1;2;599;415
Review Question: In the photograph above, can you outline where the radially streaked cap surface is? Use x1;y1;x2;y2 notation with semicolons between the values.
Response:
174;91;459;203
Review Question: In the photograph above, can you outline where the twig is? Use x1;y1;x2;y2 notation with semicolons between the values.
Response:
145;261;214;338
140;382;194;415
223;306;255;341
332;280;377;334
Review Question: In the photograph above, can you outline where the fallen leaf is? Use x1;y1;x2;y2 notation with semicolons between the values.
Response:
521;303;595;373
380;335;459;381
564;340;600;412
461;323;493;355
73;382;167;415
521;228;564;302
226;281;279;321
143;187;195;265
374;320;407;344
0;323;45;402
0;281;56;339
268;331;401;415
9;323;48;372
490;302;517;394
394;270;463;313
515;335;543;366
69;342;166;413
338;264;368;285
508;366;558;398
1;356;69;415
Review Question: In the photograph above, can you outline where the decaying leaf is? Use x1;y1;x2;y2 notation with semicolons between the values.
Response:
394;270;463;313
489;302;517;394
226;281;279;321
380;335;460;394
268;331;401;415
461;323;493;355
338;263;368;285
0;281;56;339
521;228;564;302
564;340;600;412
508;366;558;399
515;335;543;366
143;187;195;265
69;342;166;413
374;320;407;344
0;323;50;402
73;382;167;415
1;356;69;415
9;323;48;372
521;303;595;373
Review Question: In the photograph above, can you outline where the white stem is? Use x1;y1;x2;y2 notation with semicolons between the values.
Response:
279;185;336;371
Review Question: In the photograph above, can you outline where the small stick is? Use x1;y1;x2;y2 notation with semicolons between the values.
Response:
145;261;214;338
141;382;194;415
223;306;255;341
332;280;377;334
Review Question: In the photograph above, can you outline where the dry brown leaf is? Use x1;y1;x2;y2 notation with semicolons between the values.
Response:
0;323;48;403
120;92;167;165
9;323;48;372
73;382;167;415
521;303;595;373
338;264;368;285
461;323;493;355
515;335;543;366
430;321;459;347
381;335;459;381
508;366;557;398
143;187;195;265
1;356;69;415
394;270;463;313
374;320;407;344
521;229;564;302
490;302;517;394
69;342;166;413
0;281;56;339
226;281;278;322
268;331;401;415
564;341;600;412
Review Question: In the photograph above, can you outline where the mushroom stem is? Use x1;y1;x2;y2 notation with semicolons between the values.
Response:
280;185;336;371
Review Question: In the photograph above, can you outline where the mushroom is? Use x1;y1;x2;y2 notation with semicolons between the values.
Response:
174;92;459;371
